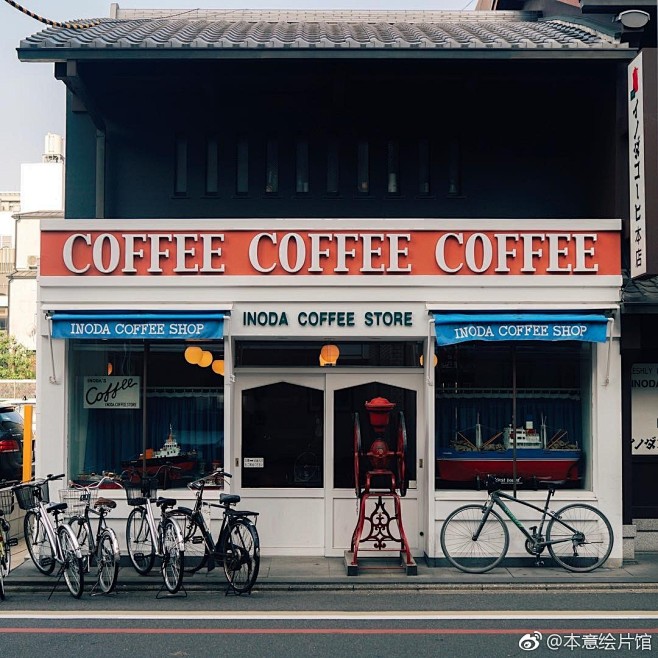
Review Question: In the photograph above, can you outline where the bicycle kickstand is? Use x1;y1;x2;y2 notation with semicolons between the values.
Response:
47;564;68;601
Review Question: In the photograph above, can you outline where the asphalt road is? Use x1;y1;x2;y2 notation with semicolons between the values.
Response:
1;588;658;657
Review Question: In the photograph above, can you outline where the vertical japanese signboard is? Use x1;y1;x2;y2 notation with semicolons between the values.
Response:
629;53;646;279
631;363;658;455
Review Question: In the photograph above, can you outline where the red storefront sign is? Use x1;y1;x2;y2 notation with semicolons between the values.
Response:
40;229;620;277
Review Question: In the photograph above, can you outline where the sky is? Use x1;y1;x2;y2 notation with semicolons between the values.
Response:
0;0;473;191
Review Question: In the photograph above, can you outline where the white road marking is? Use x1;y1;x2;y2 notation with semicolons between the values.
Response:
0;611;657;621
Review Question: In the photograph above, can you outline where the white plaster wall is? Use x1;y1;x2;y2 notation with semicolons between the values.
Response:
35;333;67;481
19;163;64;214
9;278;37;350
15;216;42;269
0;210;15;245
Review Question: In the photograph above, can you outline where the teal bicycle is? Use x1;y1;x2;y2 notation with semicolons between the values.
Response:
440;477;613;573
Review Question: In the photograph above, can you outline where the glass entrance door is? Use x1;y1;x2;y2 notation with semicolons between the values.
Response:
234;371;424;556
325;372;424;558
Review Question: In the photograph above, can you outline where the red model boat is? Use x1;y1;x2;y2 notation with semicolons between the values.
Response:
437;422;581;483
436;448;581;482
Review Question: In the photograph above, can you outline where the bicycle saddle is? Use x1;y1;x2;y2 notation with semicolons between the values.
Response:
156;497;176;509
219;493;241;505
95;497;117;509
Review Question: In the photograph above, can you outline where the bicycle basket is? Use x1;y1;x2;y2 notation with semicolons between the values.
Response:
0;487;14;516
124;476;158;505
59;487;98;518
14;481;49;511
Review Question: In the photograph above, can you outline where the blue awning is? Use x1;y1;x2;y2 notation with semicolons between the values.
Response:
49;312;225;340
433;313;609;346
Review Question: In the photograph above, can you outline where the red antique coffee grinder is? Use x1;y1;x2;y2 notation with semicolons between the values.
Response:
347;397;416;575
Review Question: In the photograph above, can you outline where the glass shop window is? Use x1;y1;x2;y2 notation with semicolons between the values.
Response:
68;341;225;489
265;138;279;194
387;140;399;194
236;137;249;195
242;382;323;488
434;343;591;491
357;140;369;194
295;139;310;193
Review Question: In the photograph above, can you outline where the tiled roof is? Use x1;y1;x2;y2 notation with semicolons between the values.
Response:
19;10;626;54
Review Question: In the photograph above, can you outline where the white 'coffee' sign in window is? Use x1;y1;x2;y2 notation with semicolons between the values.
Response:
83;376;141;409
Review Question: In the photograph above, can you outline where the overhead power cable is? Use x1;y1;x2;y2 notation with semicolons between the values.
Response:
2;0;101;29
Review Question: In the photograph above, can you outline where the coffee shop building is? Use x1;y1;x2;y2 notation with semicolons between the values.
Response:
22;5;636;564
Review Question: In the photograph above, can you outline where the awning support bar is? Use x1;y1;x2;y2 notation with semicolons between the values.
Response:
604;317;614;386
46;313;59;385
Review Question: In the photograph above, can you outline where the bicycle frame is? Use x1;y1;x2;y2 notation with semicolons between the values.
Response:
182;472;257;560
32;498;69;565
142;498;169;557
477;488;581;551
73;484;120;557
123;464;183;558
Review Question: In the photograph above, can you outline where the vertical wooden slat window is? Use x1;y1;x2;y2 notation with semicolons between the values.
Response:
418;139;430;196
326;139;339;195
296;139;310;193
236;137;249;195
448;137;461;196
387;140;399;194
174;135;188;195
265;139;278;194
357;139;369;194
205;137;219;195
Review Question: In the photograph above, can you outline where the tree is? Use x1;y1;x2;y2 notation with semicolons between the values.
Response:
0;334;36;379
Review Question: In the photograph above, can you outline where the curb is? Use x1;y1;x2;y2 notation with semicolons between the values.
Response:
7;578;658;594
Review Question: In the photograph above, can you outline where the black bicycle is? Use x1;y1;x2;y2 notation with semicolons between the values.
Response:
440;477;614;573
171;469;260;594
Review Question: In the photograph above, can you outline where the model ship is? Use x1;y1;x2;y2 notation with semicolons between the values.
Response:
122;424;198;477
436;416;581;483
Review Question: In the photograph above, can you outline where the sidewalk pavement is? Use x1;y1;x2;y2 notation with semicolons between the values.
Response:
7;542;658;591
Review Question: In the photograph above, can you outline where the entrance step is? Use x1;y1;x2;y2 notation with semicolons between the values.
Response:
634;518;658;552
344;550;417;576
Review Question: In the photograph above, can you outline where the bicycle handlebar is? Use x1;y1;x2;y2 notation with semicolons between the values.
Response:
119;462;182;481
13;473;64;489
68;474;123;490
187;468;232;491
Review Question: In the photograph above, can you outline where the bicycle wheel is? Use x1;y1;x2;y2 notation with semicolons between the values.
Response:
0;523;10;578
440;505;509;573
220;518;260;594
547;503;614;572
126;507;155;575
97;529;120;594
68;516;93;573
0;561;4;600
161;518;184;594
57;524;84;598
24;511;55;575
172;509;209;574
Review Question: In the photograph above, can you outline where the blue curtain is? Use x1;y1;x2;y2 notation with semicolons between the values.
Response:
83;394;223;474
436;397;580;449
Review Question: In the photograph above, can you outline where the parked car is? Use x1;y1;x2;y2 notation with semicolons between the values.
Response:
0;404;25;481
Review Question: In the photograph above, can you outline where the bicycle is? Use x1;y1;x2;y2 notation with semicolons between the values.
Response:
439;477;614;574
0;480;18;601
122;464;185;594
62;477;122;595
170;469;260;594
12;473;86;598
